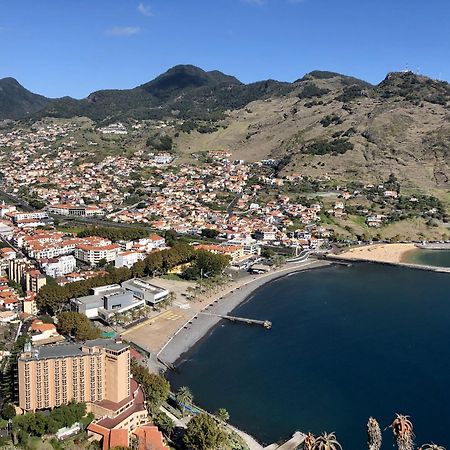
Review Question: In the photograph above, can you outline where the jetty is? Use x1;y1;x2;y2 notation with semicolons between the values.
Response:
199;312;272;329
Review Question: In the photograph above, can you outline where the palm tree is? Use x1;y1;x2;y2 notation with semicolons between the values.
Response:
303;433;316;450
175;386;193;416
389;414;414;450
215;408;230;423
419;445;446;450
367;417;382;450
314;432;342;450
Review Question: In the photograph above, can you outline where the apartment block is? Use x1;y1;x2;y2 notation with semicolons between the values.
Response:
18;339;130;412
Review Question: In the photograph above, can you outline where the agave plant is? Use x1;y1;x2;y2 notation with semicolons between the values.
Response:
367;417;382;450
314;432;342;450
419;445;446;450
303;432;316;450
389;414;414;450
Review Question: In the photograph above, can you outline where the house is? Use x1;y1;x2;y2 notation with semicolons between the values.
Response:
87;379;147;450
0;247;16;260
30;319;64;345
384;190;398;199
0;310;17;323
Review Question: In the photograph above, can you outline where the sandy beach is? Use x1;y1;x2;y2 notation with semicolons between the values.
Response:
332;243;418;264
143;259;332;368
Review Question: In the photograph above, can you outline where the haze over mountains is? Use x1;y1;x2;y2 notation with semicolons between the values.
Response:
1;64;450;190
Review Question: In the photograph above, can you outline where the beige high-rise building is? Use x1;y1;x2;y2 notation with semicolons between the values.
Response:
18;339;130;412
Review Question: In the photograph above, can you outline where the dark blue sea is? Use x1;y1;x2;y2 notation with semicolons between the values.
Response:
168;264;450;449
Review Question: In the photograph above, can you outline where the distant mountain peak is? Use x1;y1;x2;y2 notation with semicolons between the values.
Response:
138;64;241;101
0;77;50;120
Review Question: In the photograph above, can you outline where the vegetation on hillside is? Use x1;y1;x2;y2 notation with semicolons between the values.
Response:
304;138;353;155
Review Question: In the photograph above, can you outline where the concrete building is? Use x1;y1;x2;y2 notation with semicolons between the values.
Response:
40;255;77;277
18;339;131;412
121;279;169;306
70;284;145;321
115;251;145;269
10;211;49;223
71;279;169;320
75;243;120;266
8;259;47;293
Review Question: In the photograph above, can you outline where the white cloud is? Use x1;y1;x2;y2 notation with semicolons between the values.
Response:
105;26;142;37
138;2;153;16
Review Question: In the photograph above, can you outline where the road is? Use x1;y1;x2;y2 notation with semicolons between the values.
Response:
226;193;242;216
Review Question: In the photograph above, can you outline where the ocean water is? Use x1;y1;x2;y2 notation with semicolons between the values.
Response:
404;249;450;268
168;263;450;449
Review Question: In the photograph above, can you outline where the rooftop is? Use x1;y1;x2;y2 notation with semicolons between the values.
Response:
19;338;128;361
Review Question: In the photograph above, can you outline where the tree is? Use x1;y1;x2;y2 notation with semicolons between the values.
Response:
154;412;175;437
131;361;170;416
175;386;193;416
214;408;229;423
201;229;220;239
271;255;286;267
1;403;16;420
97;258;108;268
56;312;101;341
367;417;382;450
261;247;275;258
183;413;227;450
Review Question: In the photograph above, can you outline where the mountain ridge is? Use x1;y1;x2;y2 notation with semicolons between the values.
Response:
0;64;385;122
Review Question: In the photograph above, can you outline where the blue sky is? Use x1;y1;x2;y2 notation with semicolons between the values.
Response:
1;0;449;98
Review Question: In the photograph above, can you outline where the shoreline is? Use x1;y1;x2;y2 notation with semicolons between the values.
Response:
156;259;332;368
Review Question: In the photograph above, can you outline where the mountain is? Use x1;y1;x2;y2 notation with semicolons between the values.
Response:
2;66;450;191
170;70;450;191
0;77;51;120
37;64;290;122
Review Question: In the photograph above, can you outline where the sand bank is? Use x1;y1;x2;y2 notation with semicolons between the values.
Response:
333;243;417;264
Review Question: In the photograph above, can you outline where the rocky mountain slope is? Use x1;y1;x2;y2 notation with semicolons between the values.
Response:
173;70;450;192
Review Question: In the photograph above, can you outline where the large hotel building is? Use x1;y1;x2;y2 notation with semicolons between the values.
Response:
18;339;130;412
17;339;157;448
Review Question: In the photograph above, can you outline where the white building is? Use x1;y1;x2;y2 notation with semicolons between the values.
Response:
98;123;128;135
11;211;49;223
115;251;145;269
40;255;77;277
75;243;120;266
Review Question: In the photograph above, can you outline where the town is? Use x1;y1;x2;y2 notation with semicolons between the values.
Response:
0;117;448;450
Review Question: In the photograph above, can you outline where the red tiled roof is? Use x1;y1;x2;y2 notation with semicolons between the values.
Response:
109;429;129;449
133;425;169;450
